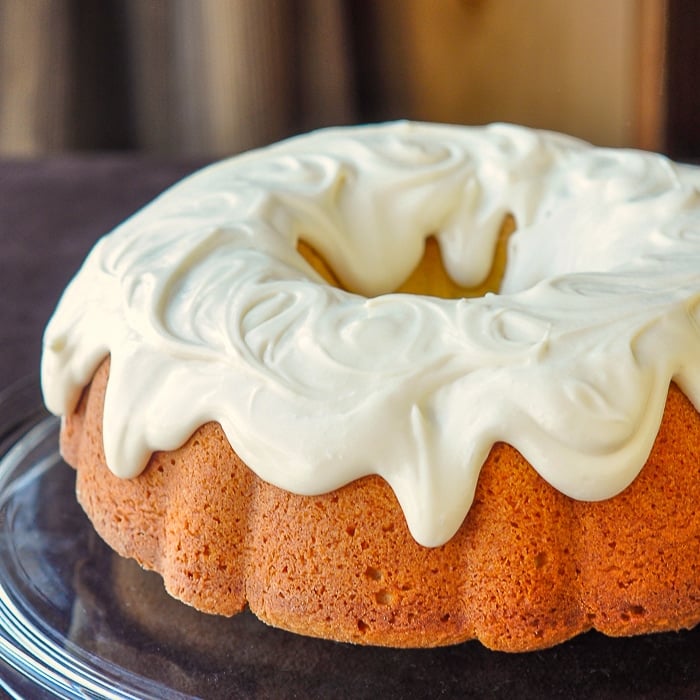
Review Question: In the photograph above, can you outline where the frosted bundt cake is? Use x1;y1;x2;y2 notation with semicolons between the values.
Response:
42;122;700;652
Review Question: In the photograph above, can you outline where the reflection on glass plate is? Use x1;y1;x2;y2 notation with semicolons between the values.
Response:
0;378;698;699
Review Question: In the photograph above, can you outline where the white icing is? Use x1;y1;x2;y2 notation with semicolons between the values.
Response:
41;122;700;547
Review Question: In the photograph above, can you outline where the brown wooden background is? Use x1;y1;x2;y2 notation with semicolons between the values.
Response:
0;0;696;159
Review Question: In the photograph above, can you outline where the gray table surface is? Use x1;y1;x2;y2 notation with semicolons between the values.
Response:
0;156;203;391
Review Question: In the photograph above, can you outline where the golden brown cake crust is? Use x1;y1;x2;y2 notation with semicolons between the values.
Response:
62;358;700;652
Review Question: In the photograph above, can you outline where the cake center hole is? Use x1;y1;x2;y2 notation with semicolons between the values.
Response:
297;214;515;300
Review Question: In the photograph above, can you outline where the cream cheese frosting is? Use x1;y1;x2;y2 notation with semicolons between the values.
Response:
41;122;700;547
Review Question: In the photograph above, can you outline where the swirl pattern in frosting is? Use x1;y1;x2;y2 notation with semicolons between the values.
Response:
41;122;700;547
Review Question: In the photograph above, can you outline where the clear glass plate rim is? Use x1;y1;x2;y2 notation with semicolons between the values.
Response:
0;378;193;700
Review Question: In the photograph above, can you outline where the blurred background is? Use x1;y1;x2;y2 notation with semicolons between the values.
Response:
0;0;697;161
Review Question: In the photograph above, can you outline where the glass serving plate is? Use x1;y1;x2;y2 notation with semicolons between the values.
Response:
0;379;698;699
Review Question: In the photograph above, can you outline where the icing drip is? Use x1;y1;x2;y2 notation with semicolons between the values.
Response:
41;122;700;547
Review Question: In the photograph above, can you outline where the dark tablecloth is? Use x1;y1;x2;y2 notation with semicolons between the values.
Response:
0;156;204;391
1;156;698;699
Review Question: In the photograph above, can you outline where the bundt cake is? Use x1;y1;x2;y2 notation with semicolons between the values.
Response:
42;122;700;651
